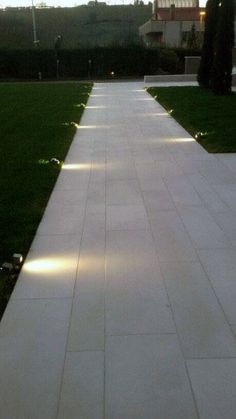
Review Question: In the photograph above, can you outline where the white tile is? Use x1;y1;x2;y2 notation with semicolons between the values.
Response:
179;206;230;249
150;211;197;261
106;335;198;419
0;299;71;419
161;262;236;358
198;248;236;324
68;229;105;351
106;229;161;280
197;248;236;286
58;351;104;419
13;234;80;299
106;204;149;231
142;189;175;212
106;275;175;335
212;211;236;242
165;177;203;207
187;359;236;419
187;173;229;212
106;179;143;205
37;204;85;235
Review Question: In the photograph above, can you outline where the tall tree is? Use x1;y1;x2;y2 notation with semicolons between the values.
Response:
211;0;235;94
197;0;219;88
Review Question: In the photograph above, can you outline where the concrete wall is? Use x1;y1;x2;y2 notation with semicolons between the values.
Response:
139;19;204;47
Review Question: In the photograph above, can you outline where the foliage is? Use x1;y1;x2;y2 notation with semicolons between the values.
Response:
198;0;219;88
187;24;200;49
0;46;199;79
159;48;178;73
0;5;152;49
198;0;235;93
0;82;92;318
148;86;236;152
211;0;235;94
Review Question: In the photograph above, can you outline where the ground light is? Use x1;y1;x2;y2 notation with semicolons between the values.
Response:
1;253;24;277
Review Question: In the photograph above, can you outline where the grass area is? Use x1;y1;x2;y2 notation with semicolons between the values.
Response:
0;82;92;318
148;86;236;153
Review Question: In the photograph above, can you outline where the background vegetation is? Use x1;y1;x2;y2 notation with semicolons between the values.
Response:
0;5;152;48
0;82;91;318
0;46;201;79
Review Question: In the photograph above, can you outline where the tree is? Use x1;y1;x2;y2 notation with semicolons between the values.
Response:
211;0;235;94
187;24;199;49
197;0;219;88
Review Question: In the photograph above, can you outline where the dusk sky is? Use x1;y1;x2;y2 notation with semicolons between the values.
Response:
0;0;207;9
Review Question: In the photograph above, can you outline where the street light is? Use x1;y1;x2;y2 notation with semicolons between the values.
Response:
31;0;39;46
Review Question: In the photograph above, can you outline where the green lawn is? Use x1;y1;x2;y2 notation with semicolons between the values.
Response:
148;86;236;153
0;82;92;318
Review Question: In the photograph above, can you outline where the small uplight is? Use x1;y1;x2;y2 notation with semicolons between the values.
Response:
110;71;115;76
195;131;208;139
50;158;61;166
24;258;65;273
71;122;80;129
12;253;23;266
169;109;174;115
74;103;86;108
154;95;158;100
1;253;24;275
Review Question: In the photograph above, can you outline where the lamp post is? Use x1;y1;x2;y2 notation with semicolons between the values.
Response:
31;0;39;46
55;35;62;80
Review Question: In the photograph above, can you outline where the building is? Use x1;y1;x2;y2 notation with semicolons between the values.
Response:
139;0;205;47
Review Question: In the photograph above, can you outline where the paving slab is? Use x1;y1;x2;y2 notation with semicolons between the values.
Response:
105;335;198;419
0;298;72;419
1;81;236;419
187;359;236;419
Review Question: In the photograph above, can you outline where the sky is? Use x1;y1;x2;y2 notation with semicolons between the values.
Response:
0;0;207;8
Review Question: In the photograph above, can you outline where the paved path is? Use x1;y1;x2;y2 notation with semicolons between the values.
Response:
1;82;236;419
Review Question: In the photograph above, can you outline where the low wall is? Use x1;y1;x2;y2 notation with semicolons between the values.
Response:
144;73;236;86
144;74;197;83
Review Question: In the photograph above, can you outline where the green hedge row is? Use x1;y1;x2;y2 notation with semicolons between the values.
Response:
0;46;201;79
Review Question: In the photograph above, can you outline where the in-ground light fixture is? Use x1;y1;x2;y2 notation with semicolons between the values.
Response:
1;253;24;277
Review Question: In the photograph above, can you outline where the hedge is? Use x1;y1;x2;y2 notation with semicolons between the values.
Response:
0;46;201;79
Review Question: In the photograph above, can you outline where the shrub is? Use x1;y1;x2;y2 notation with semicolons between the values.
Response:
159;48;178;73
0;46;200;79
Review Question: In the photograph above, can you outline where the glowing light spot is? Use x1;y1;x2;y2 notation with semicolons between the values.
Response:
137;98;153;101
62;163;91;170
90;94;111;97
86;105;107;109
78;125;98;129
175;137;195;143
139;112;169;117
24;258;68;273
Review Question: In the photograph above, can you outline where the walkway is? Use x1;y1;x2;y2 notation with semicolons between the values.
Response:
1;82;236;419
